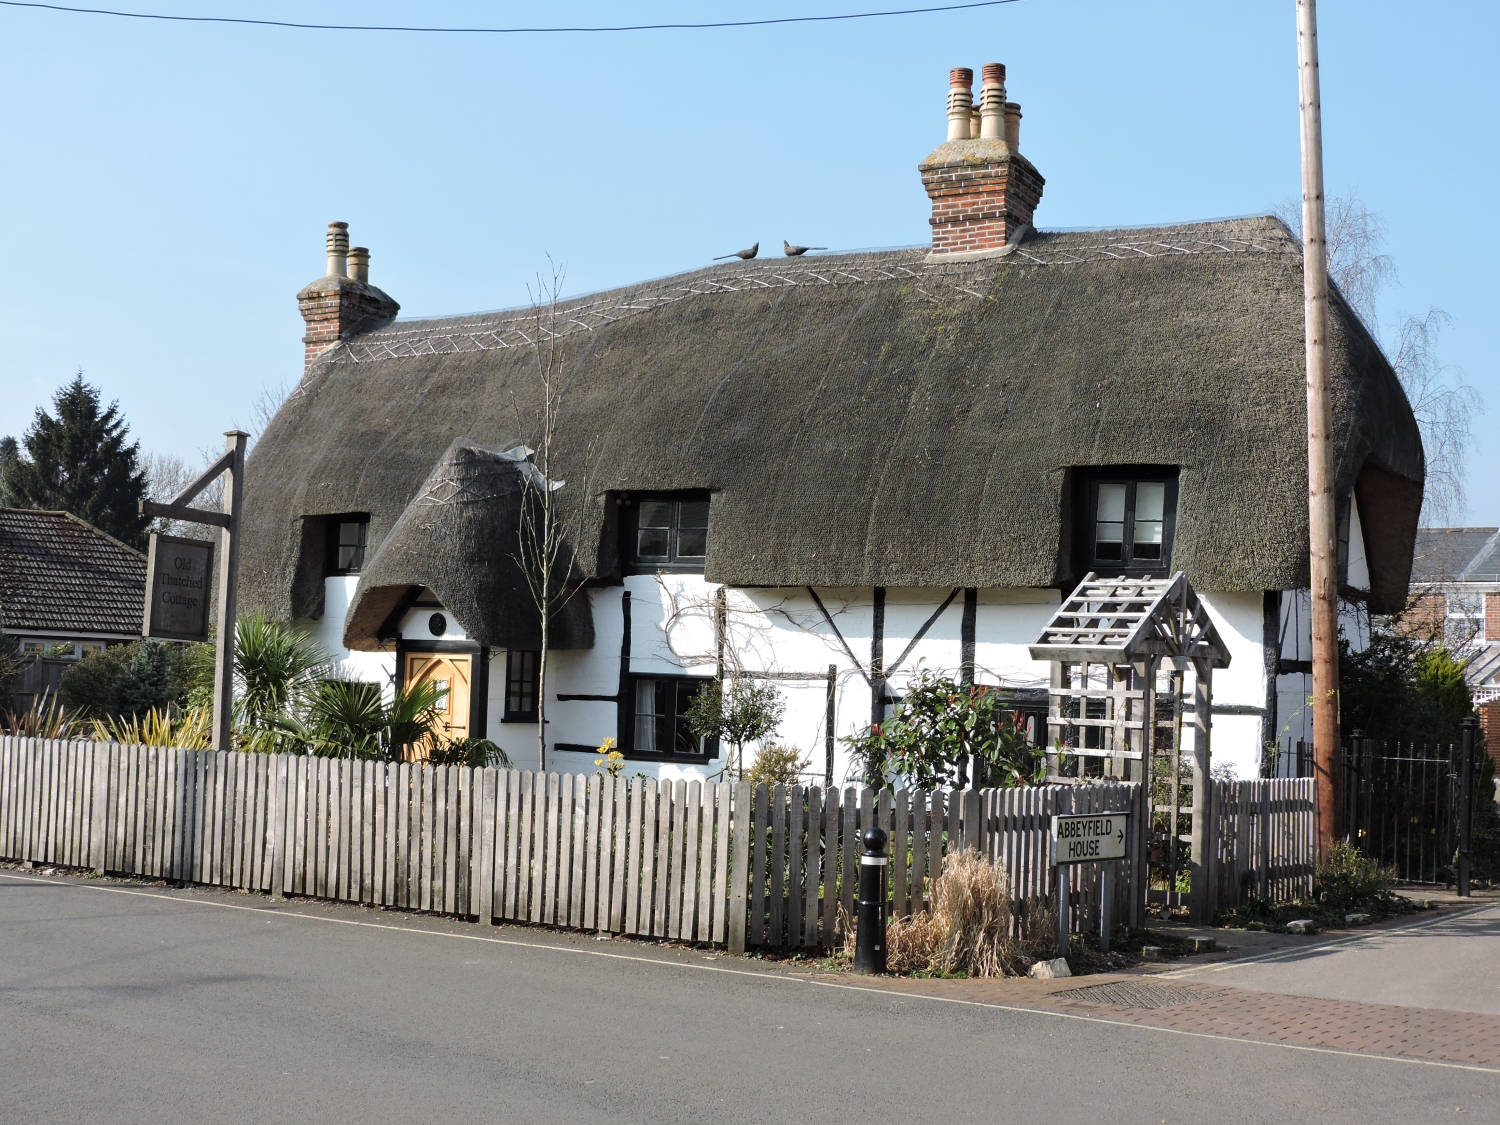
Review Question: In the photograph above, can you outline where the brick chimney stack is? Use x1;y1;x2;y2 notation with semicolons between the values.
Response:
920;62;1045;261
296;222;399;371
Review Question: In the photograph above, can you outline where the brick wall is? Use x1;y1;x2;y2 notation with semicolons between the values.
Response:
920;151;1045;255
1396;592;1446;641
296;276;399;370
1481;699;1499;769
1486;592;1500;643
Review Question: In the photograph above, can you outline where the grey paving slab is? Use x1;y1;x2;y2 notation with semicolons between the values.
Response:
1167;903;1500;1015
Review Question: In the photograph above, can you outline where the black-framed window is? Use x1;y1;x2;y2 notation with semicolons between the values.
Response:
503;649;539;722
325;514;370;575
621;492;710;573
1077;471;1178;577
628;675;716;759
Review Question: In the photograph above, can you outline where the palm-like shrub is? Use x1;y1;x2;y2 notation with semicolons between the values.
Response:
92;705;212;750
426;737;512;769
281;678;454;762
234;612;330;732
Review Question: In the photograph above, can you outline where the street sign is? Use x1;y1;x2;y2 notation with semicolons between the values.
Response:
142;533;215;642
1051;811;1129;865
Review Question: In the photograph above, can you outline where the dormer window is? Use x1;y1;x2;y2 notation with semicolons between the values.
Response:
325;514;369;576
621;492;710;573
1075;470;1178;577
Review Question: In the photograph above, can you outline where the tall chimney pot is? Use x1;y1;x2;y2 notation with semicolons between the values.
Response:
347;246;370;284
919;64;1044;260
299;222;398;371
979;63;1007;142
947;67;974;141
326;221;349;278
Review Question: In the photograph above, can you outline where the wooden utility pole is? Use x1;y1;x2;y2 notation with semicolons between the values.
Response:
1297;0;1340;860
211;432;248;753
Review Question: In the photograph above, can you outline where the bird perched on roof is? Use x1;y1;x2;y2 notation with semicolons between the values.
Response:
783;241;826;257
713;242;758;261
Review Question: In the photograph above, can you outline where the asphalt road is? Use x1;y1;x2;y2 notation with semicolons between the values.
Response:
1;872;1495;1125
1168;902;1500;1014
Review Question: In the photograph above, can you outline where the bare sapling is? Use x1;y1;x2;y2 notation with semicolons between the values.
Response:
514;258;596;774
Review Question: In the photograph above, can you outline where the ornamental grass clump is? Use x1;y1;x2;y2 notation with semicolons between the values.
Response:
930;847;1022;977
884;908;946;973
839;847;1024;977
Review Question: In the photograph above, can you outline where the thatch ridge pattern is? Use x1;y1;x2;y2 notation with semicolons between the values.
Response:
323;220;1296;366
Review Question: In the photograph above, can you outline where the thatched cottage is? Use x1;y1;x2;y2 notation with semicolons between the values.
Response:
242;64;1424;782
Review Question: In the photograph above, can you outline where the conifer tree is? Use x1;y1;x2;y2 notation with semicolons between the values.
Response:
3;374;150;548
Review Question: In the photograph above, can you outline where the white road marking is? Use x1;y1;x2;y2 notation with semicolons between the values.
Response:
5;872;1498;1076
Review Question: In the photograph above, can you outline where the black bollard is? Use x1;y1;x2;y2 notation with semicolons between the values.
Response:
854;826;888;974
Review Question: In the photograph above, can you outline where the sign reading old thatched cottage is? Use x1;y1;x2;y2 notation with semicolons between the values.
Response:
240;63;1424;785
141;533;214;642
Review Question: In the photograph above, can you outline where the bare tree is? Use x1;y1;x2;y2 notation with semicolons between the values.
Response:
1393;309;1481;525
1275;192;1481;523
142;448;222;539
1274;192;1396;329
514;260;595;772
243;378;291;449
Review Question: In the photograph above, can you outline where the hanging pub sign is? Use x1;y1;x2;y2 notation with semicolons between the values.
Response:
141;533;215;642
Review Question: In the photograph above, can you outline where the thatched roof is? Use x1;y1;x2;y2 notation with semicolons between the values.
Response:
242;215;1425;637
342;440;593;651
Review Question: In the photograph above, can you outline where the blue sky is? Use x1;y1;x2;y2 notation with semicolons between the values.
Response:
1;1;1494;522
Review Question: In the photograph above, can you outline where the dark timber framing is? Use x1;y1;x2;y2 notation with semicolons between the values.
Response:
961;588;978;684
870;587;886;729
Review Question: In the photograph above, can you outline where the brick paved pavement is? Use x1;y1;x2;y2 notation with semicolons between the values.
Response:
816;972;1500;1070
1034;981;1500;1068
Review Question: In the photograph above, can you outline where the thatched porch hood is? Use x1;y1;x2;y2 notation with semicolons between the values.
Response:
240;216;1425;650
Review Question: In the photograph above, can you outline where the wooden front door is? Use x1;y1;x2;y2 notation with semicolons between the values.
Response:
402;652;472;757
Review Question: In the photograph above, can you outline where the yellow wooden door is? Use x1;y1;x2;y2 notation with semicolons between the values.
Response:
401;653;471;758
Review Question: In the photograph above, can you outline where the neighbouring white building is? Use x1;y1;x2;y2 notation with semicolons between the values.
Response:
241;63;1424;785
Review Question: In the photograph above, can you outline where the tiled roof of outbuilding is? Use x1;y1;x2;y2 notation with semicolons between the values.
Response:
1412;528;1500;584
0;508;146;636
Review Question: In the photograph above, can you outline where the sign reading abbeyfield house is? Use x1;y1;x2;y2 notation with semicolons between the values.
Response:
142;533;214;642
1050;812;1129;865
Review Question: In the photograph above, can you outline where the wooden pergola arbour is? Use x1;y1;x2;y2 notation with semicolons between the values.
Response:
1029;572;1232;922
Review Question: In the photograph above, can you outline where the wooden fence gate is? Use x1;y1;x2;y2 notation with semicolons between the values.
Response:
1207;778;1316;907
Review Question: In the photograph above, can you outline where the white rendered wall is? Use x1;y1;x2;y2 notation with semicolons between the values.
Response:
300;575;1284;785
303;576;393;687
1191;592;1271;780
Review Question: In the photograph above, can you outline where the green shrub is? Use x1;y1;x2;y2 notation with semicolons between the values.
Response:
427;738;512;769
844;671;1045;789
1340;624;1474;744
1315;840;1398;910
685;677;785;779
744;743;809;789
106;640;185;718
58;643;136;717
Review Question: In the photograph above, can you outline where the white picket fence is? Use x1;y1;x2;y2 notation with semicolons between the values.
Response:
2;736;1315;948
